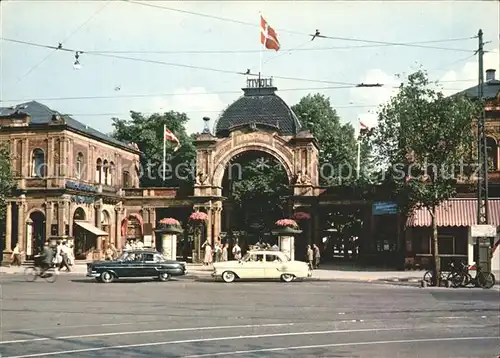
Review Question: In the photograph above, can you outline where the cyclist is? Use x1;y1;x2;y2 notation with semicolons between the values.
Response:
39;242;54;276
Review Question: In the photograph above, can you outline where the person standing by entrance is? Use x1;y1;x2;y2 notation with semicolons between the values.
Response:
202;240;212;266
10;243;23;267
232;242;241;260
306;245;314;269
313;244;321;268
222;243;229;261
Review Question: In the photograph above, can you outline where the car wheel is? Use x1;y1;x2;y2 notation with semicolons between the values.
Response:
280;274;295;282
222;271;236;283
100;271;114;283
158;272;171;282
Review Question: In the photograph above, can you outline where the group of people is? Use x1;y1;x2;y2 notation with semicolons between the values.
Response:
36;240;74;275
124;239;144;251
306;244;321;269
202;240;243;265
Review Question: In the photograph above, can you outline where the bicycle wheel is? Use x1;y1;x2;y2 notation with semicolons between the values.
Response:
43;270;58;283
24;267;39;282
446;272;463;288
477;272;495;289
423;270;433;285
463;273;473;287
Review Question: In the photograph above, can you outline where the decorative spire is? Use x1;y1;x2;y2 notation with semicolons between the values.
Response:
202;117;211;134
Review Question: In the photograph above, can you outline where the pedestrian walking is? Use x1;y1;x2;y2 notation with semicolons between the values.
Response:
214;240;222;262
313;244;321;268
306;245;314;269
10;243;23;267
58;241;72;272
232;242;242;260
222;243;229;261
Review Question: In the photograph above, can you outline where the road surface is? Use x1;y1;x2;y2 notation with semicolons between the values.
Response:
0;275;498;357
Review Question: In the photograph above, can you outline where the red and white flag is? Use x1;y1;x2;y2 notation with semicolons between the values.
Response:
260;15;280;51
164;126;180;152
359;120;369;130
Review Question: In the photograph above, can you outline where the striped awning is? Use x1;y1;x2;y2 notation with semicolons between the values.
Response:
407;199;500;227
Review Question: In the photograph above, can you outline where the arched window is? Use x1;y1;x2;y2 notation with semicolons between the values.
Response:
76;152;84;179
31;148;46;177
486;137;498;171
109;161;115;186
103;160;109;185
95;158;102;183
122;171;130;188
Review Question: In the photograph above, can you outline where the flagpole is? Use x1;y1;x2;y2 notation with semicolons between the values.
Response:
162;124;166;181
356;119;361;178
259;11;262;78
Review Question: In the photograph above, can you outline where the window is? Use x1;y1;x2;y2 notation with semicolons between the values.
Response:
103;160;109;185
95;158;102;183
143;253;154;262
438;236;455;255
31;148;46;177
109;161;115;186
266;254;282;262
153;254;164;262
122;171;131;188
76;152;84;179
486;137;498;171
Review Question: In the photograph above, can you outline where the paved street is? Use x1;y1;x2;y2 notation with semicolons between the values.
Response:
0;275;498;358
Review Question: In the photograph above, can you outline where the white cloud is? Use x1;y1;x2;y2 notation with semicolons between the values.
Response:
149;87;226;134
439;48;499;95
349;68;401;129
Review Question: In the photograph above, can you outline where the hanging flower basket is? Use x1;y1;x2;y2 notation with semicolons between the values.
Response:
272;218;302;235
156;217;183;234
292;211;311;221
189;211;208;226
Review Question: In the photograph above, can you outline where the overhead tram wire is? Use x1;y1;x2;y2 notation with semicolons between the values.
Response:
0;81;475;104
121;0;475;53
14;1;111;83
1;38;358;87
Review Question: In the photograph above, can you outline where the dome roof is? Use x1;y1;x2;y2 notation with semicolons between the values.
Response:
214;86;302;137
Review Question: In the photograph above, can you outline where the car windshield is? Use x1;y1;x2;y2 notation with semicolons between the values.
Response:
242;252;288;262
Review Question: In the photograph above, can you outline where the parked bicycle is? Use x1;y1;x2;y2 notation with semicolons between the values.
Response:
444;262;495;289
24;255;58;283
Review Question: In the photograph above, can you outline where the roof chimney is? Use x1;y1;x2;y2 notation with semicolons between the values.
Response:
486;69;496;81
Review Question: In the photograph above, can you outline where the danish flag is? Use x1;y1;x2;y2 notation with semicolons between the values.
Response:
164;126;180;152
260;15;280;51
360;120;368;130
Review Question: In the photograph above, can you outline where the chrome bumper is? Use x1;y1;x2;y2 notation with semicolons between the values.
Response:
87;271;100;277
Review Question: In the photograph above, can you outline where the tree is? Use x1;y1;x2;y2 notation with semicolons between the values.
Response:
292;94;362;185
372;70;480;285
0;143;14;248
111;111;196;190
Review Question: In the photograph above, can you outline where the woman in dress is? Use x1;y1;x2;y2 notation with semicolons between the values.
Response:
202;240;212;266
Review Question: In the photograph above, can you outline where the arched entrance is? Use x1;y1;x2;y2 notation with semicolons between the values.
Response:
102;210;111;248
27;211;45;258
121;214;143;246
192;79;320;262
73;207;89;259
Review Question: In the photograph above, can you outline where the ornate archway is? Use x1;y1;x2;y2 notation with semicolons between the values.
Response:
27;210;45;258
192;79;320;255
73;207;89;259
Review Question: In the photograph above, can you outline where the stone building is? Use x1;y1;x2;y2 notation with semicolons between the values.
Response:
0;101;141;261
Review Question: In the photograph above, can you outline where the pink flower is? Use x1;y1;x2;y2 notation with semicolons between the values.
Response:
275;219;298;228
292;211;311;220
189;211;208;221
159;218;180;226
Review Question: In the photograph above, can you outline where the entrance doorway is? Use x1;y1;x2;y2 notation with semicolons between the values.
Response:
27;211;45;258
73;207;91;259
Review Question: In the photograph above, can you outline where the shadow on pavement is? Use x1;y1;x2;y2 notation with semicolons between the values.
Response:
70;278;183;284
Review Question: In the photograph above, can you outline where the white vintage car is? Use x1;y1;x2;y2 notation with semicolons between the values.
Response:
212;249;312;283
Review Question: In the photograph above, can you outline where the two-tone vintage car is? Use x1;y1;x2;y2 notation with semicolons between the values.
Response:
87;249;187;283
212;249;312;283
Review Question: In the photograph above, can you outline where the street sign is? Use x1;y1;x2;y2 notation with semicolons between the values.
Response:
470;224;497;237
372;201;397;215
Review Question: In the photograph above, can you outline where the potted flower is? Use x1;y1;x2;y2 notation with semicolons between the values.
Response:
156;217;184;234
292;211;311;221
189;211;208;224
272;218;302;235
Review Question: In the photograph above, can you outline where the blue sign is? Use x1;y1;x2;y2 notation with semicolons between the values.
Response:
372;201;398;215
65;181;99;193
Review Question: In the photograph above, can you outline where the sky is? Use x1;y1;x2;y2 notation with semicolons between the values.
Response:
1;0;499;136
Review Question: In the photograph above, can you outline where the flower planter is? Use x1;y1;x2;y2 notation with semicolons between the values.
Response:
155;224;184;235
271;226;303;235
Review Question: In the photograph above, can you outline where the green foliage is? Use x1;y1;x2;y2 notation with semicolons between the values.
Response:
111;111;196;189
228;155;289;230
372;70;481;214
0;142;14;221
292;93;360;185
